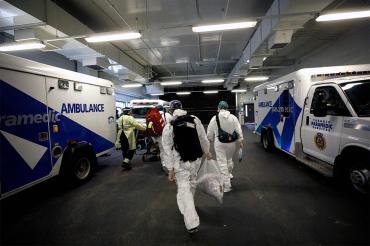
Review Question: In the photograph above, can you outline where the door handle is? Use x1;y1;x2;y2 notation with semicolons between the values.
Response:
306;116;309;126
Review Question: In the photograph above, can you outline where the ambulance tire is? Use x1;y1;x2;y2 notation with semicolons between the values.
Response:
335;149;369;195
70;152;94;183
261;129;274;151
62;147;96;185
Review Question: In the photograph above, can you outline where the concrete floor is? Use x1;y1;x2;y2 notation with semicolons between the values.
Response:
1;130;369;245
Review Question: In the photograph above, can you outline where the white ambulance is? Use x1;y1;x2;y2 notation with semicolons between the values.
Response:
254;65;370;194
0;53;116;198
129;99;169;125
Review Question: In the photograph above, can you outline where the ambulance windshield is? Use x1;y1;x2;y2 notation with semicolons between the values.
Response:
341;80;370;117
131;107;151;118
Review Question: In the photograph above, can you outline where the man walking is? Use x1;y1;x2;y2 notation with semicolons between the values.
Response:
162;100;211;233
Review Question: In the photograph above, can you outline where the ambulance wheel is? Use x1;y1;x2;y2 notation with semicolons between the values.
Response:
261;130;274;151
63;152;94;184
347;161;369;195
72;154;93;182
336;149;370;195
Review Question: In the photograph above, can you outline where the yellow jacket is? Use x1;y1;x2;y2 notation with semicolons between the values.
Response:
115;115;146;150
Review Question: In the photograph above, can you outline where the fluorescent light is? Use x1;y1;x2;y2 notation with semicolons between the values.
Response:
160;81;182;86
150;93;164;96
232;89;247;93
244;76;269;82
203;90;218;94
176;92;191;95
0;41;45;51
192;21;257;33
85;32;141;43
316;10;370;22
121;83;143;88
201;79;224;84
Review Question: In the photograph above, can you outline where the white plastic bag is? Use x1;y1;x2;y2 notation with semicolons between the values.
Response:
238;148;243;162
196;159;224;204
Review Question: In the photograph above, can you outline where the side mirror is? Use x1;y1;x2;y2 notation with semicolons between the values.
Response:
313;101;327;117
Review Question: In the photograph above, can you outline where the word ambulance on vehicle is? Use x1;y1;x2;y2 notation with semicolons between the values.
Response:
253;64;370;194
0;53;116;198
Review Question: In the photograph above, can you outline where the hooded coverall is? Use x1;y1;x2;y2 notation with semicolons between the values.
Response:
207;109;243;191
115;115;146;163
162;109;210;230
153;112;173;170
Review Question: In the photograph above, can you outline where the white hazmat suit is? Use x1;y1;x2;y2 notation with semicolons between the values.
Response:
162;109;210;230
153;112;173;170
207;109;243;192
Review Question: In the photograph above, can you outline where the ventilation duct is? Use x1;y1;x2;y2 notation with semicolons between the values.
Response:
82;57;110;70
268;30;294;49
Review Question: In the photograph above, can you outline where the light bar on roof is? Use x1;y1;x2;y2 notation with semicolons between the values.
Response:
192;21;257;33
85;32;141;43
121;83;143;88
160;81;182;86
201;79;224;84
311;70;370;81
0;41;45;51
316;10;370;22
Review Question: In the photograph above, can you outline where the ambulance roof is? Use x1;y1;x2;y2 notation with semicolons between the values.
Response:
0;53;113;87
254;64;370;92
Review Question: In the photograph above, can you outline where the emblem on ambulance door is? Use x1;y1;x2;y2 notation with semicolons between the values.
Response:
314;133;326;151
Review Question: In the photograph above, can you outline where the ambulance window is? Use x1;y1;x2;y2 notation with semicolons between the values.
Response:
311;86;350;116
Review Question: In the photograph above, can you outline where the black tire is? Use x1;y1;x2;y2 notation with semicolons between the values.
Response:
346;160;369;195
261;130;274;151
67;152;94;184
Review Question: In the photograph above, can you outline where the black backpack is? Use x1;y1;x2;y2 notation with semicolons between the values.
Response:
172;115;203;162
216;115;239;143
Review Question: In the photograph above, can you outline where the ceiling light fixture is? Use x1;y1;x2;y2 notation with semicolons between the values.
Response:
85;32;141;43
231;89;247;93
316;10;370;22
244;76;269;82
203;90;218;94
150;93;164;96
192;21;257;33
201;79;224;84
263;57;267;61
160;81;182;86
245;59;250;64
0;41;45;51
176;92;191;95
121;83;143;88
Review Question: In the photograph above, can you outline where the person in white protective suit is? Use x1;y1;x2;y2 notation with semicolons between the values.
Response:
162;100;212;233
207;101;243;192
157;111;173;173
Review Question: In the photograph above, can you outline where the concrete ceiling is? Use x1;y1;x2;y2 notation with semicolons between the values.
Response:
1;0;370;91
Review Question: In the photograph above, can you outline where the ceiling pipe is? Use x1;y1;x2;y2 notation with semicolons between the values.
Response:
104;0;175;77
213;0;230;74
224;0;335;90
6;0;146;78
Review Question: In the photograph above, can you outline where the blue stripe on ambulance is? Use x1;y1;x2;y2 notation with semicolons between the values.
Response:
0;80;113;194
256;90;302;153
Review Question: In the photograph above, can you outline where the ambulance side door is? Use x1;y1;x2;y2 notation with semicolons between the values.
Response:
0;70;52;195
301;84;351;164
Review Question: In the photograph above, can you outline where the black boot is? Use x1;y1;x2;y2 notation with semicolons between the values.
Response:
121;160;132;170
